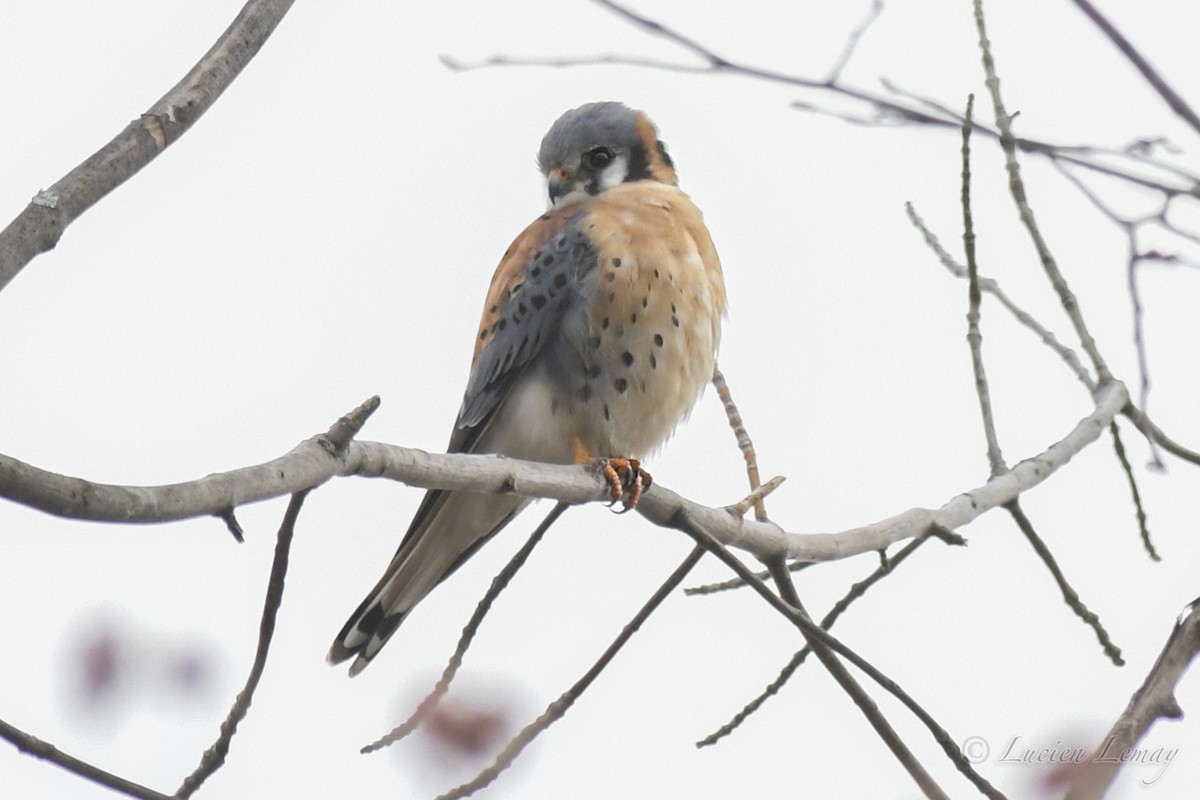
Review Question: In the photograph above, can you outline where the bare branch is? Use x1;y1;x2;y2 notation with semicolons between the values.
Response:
1109;422;1159;560
1005;501;1124;666
0;380;1134;566
711;368;769;520
906;203;1096;392
0;719;171;800
0;0;296;293
176;489;308;797
1067;0;1200;136
676;515;1004;800
698;532;941;746
973;0;1111;385
960;93;1007;477
1064;598;1200;799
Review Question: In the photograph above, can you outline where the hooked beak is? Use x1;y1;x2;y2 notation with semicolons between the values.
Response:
547;168;577;207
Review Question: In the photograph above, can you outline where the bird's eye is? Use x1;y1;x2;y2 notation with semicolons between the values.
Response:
583;147;614;170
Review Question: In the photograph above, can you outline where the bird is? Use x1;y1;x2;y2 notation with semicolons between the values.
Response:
328;102;727;676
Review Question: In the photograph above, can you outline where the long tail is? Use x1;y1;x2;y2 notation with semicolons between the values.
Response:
328;488;527;676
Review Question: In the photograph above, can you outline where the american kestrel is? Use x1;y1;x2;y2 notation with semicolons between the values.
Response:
329;102;726;675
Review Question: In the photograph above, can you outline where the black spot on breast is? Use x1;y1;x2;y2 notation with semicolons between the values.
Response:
517;302;528;316
605;272;616;282
612;257;622;267
654;334;664;347
672;316;680;327
601;317;609;330
614;378;628;393
621;351;634;366
630;313;637;324
554;273;568;289
531;294;547;310
588;335;602;350
650;353;657;369
479;330;488;341
671;303;677;314
588;364;602;379
542;253;555;266
490;304;498;314
641;297;648;309
603;403;611;421
497;318;508;331
653;269;660;279
530;266;542;279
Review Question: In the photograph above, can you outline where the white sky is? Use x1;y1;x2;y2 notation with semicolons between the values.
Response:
2;1;1199;798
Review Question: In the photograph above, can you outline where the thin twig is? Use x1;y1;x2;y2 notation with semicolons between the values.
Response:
698;530;954;746
685;556;811;596
434;545;707;800
825;0;884;83
712;368;768;520
1066;0;1200;136
176;488;308;798
443;0;1200;200
725;476;785;519
960;93;1007;477
0;719;172;800
907;203;1097;391
1108;422;1159;561
973;0;1110;385
361;502;569;753
675;512;1005;800
1004;500;1124;666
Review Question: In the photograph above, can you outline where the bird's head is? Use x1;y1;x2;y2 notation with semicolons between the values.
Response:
537;101;678;208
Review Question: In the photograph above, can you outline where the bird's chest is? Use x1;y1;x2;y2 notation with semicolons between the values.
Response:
560;210;721;456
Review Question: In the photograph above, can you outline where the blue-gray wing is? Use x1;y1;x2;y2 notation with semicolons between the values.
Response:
456;206;595;435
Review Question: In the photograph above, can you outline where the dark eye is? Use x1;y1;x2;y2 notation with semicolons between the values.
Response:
583;147;614;170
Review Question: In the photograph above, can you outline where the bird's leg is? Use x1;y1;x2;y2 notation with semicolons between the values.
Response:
572;436;652;510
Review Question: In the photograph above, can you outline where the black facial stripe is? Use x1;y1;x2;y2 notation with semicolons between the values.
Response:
656;139;674;169
625;140;652;182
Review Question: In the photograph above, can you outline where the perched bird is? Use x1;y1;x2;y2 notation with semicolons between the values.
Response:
329;102;727;676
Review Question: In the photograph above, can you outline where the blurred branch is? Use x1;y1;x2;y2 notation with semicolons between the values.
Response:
361;502;569;754
442;0;1200;200
0;719;171;800
0;0;296;293
1067;0;1200;136
1064;597;1200;800
435;544;707;800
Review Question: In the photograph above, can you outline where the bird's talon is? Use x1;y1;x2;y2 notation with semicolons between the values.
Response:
601;457;651;511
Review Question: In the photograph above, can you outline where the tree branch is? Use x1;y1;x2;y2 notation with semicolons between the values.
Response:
1064;597;1200;799
0;0;296;292
0;381;1132;565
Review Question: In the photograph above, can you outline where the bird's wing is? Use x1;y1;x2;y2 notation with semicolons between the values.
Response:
329;203;598;674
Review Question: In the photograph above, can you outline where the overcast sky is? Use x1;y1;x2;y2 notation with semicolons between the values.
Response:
2;1;1199;798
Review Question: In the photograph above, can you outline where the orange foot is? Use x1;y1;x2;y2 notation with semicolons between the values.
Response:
602;457;653;511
